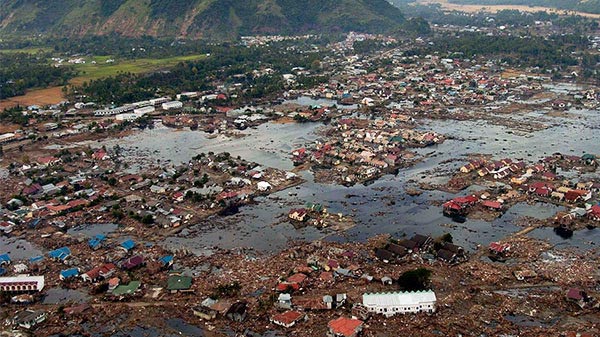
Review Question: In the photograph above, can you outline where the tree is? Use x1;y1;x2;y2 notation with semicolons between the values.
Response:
397;268;432;291
141;214;154;224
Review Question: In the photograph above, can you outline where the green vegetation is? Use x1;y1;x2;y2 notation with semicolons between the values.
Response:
397;268;432;291
67;42;329;105
413;33;591;70
0;53;75;99
0;0;407;39
72;54;208;84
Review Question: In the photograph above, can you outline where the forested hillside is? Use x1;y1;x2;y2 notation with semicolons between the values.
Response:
0;0;407;39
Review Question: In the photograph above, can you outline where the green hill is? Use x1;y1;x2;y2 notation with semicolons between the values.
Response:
0;0;406;39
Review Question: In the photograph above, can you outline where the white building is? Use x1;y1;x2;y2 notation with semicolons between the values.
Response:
149;97;170;105
362;290;436;317
162;101;183;110
0;133;17;143
115;113;141;122
0;276;45;292
177;92;199;100
133;106;155;115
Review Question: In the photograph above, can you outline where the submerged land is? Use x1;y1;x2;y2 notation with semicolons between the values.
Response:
0;4;599;337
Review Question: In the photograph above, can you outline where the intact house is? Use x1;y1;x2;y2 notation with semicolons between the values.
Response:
362;290;437;317
328;316;363;337
271;310;304;328
81;263;117;282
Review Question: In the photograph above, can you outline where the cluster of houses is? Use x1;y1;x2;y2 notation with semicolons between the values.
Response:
0;232;183;329
445;153;600;227
375;234;467;265
291;117;443;185
1;145;300;236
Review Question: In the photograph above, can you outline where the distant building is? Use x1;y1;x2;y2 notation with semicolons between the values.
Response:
362;290;436;317
162;101;183;110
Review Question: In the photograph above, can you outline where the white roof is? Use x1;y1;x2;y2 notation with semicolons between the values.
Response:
0;275;45;288
363;291;436;307
0;133;15;140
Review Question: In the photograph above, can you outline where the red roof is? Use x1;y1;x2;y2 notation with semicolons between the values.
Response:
453;195;478;204
92;150;108;160
319;271;334;281
328;317;363;337
489;242;510;253
38;156;59;165
443;201;462;211
567;288;584;300
272;310;303;326
588;205;600;216
286;273;307;284
67;199;87;208
276;282;299;292
535;187;550;196
482;200;502;210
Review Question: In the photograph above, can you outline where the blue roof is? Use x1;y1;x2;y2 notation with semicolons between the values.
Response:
159;255;174;265
30;218;42;228
120;239;135;251
60;268;79;278
0;254;11;263
48;247;71;260
89;234;107;249
29;255;44;263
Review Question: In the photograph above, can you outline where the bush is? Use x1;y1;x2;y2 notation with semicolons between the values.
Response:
397;268;432;291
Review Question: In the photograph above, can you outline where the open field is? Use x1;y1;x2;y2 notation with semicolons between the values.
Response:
0;86;65;110
69;54;208;85
0;53;208;109
415;0;600;18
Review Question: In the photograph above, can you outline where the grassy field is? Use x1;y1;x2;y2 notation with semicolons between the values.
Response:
0;53;208;109
70;54;208;85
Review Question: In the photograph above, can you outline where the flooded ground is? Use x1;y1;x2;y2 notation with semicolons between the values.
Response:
67;223;119;237
90;107;600;254
42;288;89;305
96;121;321;171
0;236;43;260
283;96;358;110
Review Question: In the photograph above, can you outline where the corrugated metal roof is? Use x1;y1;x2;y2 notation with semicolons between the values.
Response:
362;290;436;307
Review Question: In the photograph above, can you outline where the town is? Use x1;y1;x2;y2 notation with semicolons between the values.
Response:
0;2;600;336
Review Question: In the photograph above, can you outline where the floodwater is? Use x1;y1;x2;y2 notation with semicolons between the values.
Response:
42;288;89;304
67;223;119;237
97;121;321;171
92;107;600;253
284;96;359;110
0;237;43;260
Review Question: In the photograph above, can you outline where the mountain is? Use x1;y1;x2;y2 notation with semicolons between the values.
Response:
0;0;406;39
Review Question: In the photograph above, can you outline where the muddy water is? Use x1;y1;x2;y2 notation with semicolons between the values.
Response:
97;121;321;171
284;96;359;110
0;237;43;260
42;288;89;304
93;108;600;253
